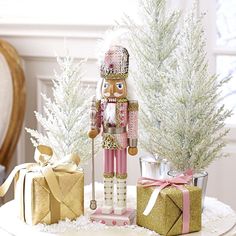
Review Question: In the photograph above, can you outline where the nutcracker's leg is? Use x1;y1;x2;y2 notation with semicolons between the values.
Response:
114;148;127;215
102;149;114;214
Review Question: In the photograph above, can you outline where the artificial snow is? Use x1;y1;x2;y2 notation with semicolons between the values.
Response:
33;183;236;235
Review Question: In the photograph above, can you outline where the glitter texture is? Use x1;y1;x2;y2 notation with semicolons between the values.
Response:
15;169;84;225
137;185;201;235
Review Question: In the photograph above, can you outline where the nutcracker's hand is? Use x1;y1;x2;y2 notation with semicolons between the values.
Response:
88;129;99;139
128;147;138;156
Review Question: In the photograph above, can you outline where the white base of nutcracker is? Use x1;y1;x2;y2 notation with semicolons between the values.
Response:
90;208;136;226
114;206;126;215
101;205;113;214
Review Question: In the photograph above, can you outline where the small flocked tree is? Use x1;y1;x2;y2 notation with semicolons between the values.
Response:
26;56;98;164
152;10;232;172
124;0;180;156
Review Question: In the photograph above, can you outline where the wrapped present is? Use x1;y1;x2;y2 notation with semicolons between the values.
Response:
137;173;201;236
0;145;84;225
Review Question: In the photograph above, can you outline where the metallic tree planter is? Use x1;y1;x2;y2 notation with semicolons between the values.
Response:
139;155;171;179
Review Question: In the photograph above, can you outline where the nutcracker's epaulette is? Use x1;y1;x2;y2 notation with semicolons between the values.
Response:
128;100;139;111
95;100;101;111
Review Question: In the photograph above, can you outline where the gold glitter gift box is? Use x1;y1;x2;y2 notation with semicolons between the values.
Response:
137;185;202;236
0;146;84;225
14;168;84;225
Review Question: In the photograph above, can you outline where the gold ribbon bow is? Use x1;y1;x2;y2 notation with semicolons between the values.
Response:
34;145;81;172
0;145;81;197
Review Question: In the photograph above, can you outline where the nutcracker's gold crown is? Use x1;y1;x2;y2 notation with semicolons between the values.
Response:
100;45;129;79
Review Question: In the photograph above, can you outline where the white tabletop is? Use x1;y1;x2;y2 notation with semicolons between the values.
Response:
0;183;236;236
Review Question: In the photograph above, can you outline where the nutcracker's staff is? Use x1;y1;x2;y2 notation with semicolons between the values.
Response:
89;96;97;210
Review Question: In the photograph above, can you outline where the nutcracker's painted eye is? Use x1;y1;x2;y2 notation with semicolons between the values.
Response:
103;82;109;89
116;82;123;90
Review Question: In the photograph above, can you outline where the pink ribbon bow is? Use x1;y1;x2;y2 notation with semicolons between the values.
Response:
138;170;193;234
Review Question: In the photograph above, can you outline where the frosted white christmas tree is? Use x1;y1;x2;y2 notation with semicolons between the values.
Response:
153;10;232;172
124;0;180;156
26;55;96;164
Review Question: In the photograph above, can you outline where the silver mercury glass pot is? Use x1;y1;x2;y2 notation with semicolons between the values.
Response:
139;155;171;179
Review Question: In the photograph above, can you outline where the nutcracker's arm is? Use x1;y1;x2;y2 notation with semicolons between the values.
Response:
127;100;139;155
88;96;101;139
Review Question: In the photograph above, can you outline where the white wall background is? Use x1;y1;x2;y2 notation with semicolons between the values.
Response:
0;0;236;211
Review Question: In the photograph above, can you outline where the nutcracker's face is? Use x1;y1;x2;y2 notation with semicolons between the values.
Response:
102;78;127;99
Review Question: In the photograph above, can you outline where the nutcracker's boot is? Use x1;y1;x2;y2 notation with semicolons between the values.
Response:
114;177;127;215
101;176;114;214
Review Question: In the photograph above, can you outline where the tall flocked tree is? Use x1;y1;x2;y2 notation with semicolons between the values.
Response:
153;10;232;172
124;0;180;156
26;56;98;164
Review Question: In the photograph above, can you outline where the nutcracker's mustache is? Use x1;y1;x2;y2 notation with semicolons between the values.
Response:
103;92;123;97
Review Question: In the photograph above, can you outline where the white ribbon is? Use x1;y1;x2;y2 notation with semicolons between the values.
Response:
143;186;162;216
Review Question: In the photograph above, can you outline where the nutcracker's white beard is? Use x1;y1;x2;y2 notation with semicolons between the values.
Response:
104;103;116;125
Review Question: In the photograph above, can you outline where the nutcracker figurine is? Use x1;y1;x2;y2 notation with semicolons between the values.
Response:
88;45;138;221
